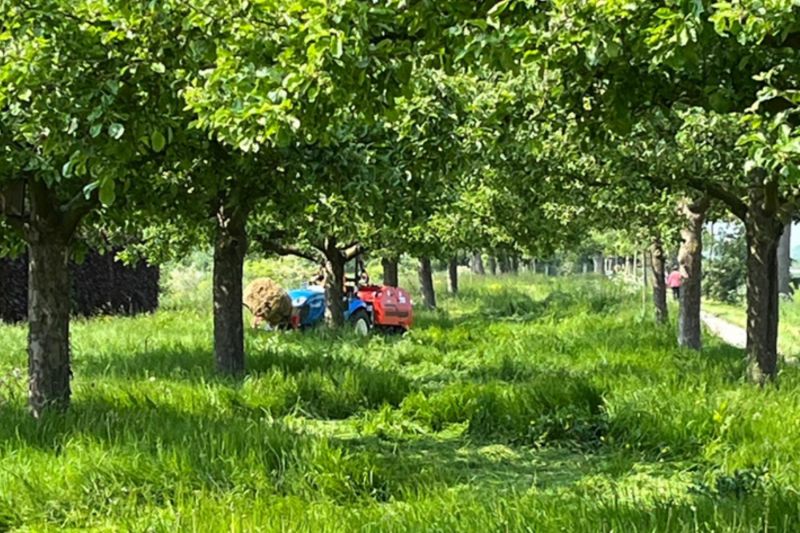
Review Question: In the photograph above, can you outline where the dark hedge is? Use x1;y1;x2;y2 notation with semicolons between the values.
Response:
0;250;159;323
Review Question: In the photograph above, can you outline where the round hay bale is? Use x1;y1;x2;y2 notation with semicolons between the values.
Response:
243;278;292;327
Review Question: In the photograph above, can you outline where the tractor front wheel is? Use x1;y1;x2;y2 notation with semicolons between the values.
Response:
349;309;371;337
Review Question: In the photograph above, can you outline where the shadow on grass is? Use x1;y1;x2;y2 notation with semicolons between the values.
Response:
74;342;414;421
78;334;399;380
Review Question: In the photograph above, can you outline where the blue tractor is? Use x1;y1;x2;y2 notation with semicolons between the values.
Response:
287;285;372;334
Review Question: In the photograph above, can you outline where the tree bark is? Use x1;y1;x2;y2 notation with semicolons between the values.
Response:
592;254;605;274
418;257;436;309
498;253;511;274
488;256;497;275
745;203;784;384
27;234;71;415
25;179;83;416
382;257;399;287
678;197;708;350
778;222;792;297
510;255;519;275
650;237;668;324
323;239;347;328
213;206;248;375
471;252;485;275
532;258;538;273
448;257;458;294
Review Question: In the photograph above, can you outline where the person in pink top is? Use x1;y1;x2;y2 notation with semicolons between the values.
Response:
667;267;682;300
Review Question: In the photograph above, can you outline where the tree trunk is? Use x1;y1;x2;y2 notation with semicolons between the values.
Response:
592;254;605;274
745;203;784;384
418;257;436;309
213;206;248;375
650;237;668;324
471;252;485;275
324;240;347;328
25;178;81;416
498;253;511;274
382;257;399;287
532;258;538;273
488;256;497;275
678;198;708;350
448;257;458;294
27;234;72;416
778;222;792;298
510;255;519;275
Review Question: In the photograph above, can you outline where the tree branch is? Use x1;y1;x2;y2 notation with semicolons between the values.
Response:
764;179;779;217
60;188;98;234
685;177;748;221
255;236;322;263
343;242;365;261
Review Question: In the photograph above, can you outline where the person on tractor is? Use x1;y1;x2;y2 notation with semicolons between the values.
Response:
356;257;370;286
344;257;369;290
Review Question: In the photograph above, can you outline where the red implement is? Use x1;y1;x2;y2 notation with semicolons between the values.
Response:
357;285;413;330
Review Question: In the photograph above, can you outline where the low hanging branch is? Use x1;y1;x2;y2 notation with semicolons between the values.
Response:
255;236;322;263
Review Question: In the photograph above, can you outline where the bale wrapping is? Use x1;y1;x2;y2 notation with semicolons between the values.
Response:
243;278;292;327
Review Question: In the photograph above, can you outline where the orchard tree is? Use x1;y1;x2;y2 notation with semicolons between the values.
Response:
0;1;187;414
168;0;440;355
251;136;400;328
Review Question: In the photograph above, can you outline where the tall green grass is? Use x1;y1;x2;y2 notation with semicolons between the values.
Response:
2;271;800;531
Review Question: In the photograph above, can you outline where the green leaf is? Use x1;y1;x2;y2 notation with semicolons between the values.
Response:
151;130;166;152
150;62;166;74
782;138;800;155
99;179;116;206
487;0;511;16
395;61;413;85
332;35;344;59
90;124;103;138
468;19;488;31
108;123;125;140
83;181;100;198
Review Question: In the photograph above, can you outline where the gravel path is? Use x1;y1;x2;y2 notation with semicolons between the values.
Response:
701;310;800;365
700;311;746;349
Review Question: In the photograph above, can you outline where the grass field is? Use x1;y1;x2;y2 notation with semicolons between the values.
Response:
2;270;800;531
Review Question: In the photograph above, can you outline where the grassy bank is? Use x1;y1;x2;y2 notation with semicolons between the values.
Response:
2;272;800;531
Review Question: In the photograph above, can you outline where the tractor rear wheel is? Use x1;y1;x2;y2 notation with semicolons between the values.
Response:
349;309;371;336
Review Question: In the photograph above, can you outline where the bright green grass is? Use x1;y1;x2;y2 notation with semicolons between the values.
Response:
2;273;800;531
704;299;800;358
